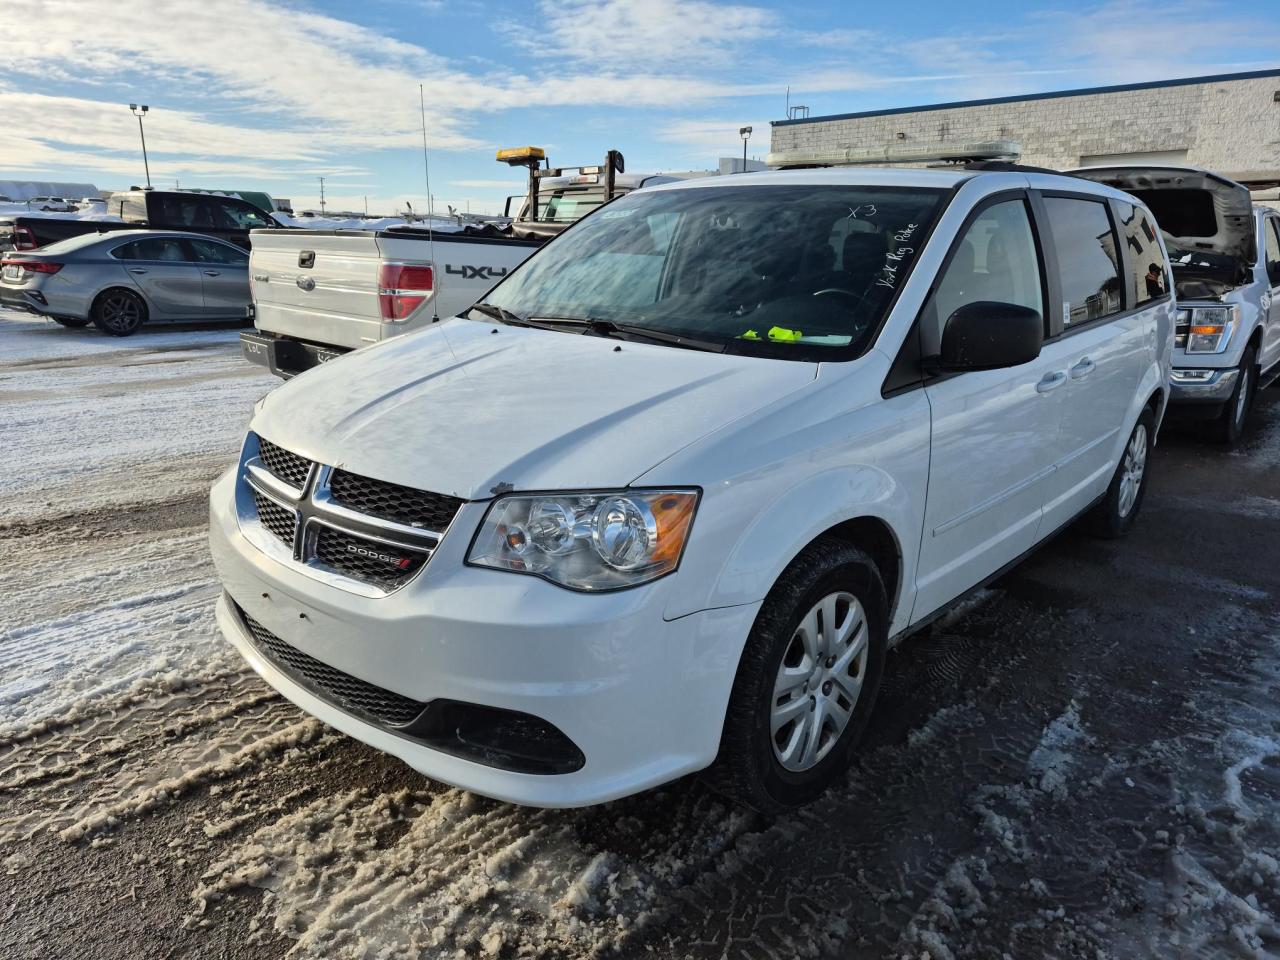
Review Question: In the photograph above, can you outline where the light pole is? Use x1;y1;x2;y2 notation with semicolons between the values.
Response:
128;104;151;188
739;126;752;173
318;176;326;215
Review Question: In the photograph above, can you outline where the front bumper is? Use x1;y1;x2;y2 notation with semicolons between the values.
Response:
208;467;760;807
241;330;349;380
1169;366;1240;405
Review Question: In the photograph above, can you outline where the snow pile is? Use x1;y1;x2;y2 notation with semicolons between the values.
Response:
271;212;466;232
0;202;123;221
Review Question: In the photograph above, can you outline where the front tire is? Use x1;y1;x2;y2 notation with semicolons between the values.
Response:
1207;346;1256;445
91;289;147;336
1086;407;1154;539
704;538;887;813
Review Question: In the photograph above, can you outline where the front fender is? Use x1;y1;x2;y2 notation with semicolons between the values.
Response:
642;369;930;636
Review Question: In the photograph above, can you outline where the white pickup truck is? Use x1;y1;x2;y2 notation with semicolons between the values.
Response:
243;159;679;378
240;227;543;377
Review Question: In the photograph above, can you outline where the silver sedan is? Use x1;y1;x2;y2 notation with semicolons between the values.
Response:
0;230;250;336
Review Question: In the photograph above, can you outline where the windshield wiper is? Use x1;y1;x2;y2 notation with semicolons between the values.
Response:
467;302;556;330
530;316;727;353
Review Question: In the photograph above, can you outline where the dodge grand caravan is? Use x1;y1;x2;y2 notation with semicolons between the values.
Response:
209;167;1172;812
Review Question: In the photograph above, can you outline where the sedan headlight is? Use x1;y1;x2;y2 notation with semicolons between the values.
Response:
1179;305;1238;353
467;489;699;591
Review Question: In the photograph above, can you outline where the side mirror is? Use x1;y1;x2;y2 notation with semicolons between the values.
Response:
937;301;1043;372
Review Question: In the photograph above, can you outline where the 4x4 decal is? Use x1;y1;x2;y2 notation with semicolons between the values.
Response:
446;264;509;280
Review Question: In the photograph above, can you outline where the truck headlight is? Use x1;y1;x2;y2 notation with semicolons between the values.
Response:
467;490;699;591
1180;305;1238;353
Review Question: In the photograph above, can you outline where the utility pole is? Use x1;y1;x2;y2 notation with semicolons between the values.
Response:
128;104;151;188
318;176;326;215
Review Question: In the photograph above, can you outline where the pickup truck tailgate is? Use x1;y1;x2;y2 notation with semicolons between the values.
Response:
249;230;384;350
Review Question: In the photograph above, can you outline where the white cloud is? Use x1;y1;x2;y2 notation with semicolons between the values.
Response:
517;0;776;67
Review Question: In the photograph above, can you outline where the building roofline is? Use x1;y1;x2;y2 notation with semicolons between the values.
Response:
771;67;1280;127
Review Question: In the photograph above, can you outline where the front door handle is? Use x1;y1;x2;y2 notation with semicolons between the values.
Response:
128;267;147;275
1069;357;1096;380
1036;371;1067;393
203;270;221;277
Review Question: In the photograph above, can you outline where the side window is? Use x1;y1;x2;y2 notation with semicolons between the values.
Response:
1264;218;1280;286
188;238;248;264
1115;200;1169;306
1042;197;1123;327
121;238;190;262
924;198;1044;353
218;201;270;229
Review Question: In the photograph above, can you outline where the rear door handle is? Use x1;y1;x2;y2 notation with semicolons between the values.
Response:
1036;371;1067;393
203;270;221;277
128;268;147;275
1069;357;1096;380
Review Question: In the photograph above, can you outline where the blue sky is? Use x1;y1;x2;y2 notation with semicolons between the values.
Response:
2;0;1277;214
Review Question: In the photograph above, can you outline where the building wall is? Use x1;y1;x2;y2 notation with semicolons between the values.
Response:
771;72;1280;184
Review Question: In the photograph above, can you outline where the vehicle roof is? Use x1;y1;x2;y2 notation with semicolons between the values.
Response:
18;229;242;256
647;167;976;191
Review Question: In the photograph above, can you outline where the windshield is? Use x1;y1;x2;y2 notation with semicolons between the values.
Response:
485;184;946;358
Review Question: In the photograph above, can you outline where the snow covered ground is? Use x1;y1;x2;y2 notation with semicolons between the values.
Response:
1;304;1278;959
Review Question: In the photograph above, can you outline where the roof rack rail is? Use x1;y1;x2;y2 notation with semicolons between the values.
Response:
958;160;1061;175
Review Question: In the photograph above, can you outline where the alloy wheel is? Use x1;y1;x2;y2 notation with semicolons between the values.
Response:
101;294;141;333
1117;423;1148;518
1234;365;1252;429
770;591;868;771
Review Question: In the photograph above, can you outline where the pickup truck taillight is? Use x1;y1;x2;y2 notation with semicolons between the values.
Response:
13;226;37;250
377;262;433;321
1;258;62;274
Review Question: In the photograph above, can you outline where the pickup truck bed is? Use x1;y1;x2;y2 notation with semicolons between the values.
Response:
245;227;542;377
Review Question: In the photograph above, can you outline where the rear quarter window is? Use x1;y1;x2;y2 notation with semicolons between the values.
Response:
1115;200;1170;306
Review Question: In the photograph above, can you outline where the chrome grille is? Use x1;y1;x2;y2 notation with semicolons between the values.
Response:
258;438;312;490
242;434;456;593
329;470;462;531
313;524;428;590
252;490;296;548
236;604;426;727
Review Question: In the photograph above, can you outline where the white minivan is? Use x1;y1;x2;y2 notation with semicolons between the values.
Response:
209;167;1172;811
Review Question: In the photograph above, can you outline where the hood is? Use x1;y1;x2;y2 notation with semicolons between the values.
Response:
1068;166;1256;268
253;318;816;501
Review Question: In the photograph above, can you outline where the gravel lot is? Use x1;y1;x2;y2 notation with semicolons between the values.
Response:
2;308;1278;960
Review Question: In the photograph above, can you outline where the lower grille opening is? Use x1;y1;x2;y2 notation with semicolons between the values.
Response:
232;601;583;775
237;603;425;727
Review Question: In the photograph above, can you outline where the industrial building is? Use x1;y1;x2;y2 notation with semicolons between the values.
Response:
770;68;1280;192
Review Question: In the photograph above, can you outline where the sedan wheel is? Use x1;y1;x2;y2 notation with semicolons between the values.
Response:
92;290;146;336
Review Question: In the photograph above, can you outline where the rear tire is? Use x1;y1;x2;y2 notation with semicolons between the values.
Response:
91;289;147;336
1085;408;1154;539
1207;346;1256;446
703;537;887;813
52;317;91;328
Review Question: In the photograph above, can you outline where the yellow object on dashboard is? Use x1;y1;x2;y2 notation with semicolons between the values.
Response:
740;326;804;342
496;146;546;164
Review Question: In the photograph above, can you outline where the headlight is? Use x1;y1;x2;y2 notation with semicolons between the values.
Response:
1180;305;1238;353
467;489;699;591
